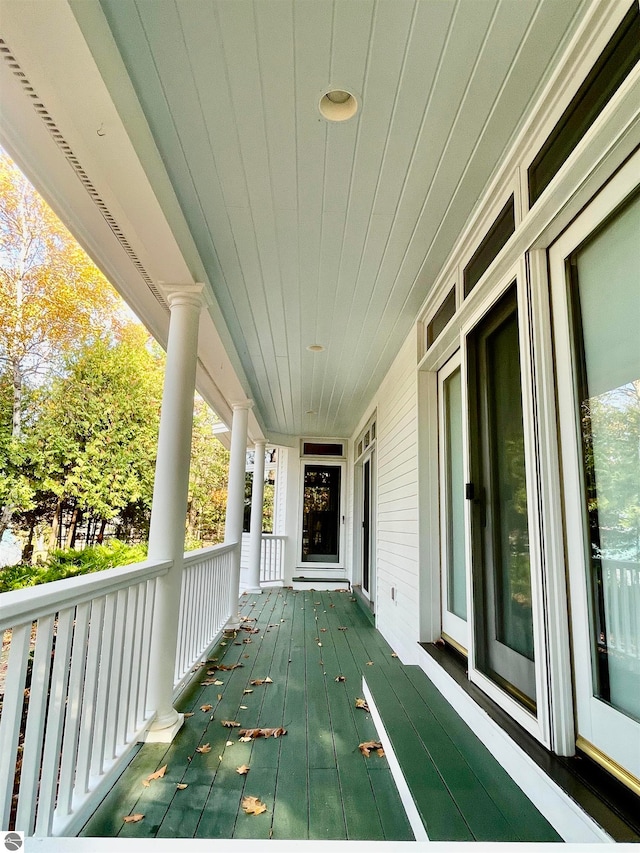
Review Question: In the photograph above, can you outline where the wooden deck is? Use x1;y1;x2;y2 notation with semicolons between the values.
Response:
80;588;414;841
79;587;560;842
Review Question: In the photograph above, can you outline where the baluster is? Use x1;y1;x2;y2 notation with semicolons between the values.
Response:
0;622;31;829
16;615;55;834
75;597;105;797
35;608;74;836
91;593;117;776
58;602;91;817
117;586;138;747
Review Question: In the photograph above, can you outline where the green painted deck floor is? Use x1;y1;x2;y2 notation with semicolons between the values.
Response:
80;588;415;841
80;587;561;842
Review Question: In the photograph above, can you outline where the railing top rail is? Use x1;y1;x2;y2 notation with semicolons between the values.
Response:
260;533;286;540
0;558;171;629
182;542;238;566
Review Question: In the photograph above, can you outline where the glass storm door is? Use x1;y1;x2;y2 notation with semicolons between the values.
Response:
467;285;536;709
361;455;374;600
301;464;341;564
439;353;468;651
551;175;640;786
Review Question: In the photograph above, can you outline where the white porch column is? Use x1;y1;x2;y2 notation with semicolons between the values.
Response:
246;439;266;593
224;400;252;627
144;284;202;741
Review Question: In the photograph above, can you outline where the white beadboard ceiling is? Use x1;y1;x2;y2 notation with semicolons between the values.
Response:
9;0;593;441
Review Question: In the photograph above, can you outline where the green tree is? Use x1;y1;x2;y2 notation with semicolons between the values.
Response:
30;325;164;546
186;398;230;546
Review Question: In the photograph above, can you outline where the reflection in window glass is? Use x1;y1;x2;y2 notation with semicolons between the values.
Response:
572;194;640;721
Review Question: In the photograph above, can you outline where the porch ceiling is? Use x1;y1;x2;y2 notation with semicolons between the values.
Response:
1;0;590;441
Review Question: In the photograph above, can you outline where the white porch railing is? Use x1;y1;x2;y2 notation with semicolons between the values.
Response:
174;544;235;690
0;543;237;838
260;534;285;584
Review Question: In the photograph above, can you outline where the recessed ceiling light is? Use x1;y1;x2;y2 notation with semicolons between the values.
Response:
319;89;358;122
306;344;325;352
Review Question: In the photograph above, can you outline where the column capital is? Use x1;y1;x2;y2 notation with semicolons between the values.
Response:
231;399;254;411
159;283;204;310
254;438;267;448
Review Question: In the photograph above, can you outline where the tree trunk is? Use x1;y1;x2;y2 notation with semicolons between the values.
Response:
48;497;63;551
66;505;82;549
96;518;107;544
0;502;14;543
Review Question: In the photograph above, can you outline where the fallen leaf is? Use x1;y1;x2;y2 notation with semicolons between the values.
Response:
355;698;370;712
196;743;211;754
238;727;287;739
335;675;346;682
366;661;374;666
243;688;254;694
123;813;144;823
183;712;195;718
338;626;348;631
250;677;273;685
243;638;252;644
214;680;224;686
236;764;250;775
317;642;323;647
240;705;248;709
226;741;234;747
359;740;383;757
320;628;327;633
176;783;188;790
217;694;223;701
377;747;385;757
239;736;252;742
200;704;213;712
242;795;267;816
222;720;241;728
201;679;218;686
391;653;399;658
142;765;167;787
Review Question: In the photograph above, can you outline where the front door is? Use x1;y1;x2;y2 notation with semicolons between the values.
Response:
550;168;640;786
467;284;537;710
360;453;376;602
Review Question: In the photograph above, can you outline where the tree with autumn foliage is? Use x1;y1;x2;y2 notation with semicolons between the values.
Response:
186;398;230;546
0;149;124;537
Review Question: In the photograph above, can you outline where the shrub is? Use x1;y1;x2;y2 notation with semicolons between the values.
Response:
0;540;148;593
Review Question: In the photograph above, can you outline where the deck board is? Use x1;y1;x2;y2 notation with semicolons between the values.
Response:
80;587;556;841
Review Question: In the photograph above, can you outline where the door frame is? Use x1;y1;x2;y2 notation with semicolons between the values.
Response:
461;263;552;746
549;150;640;787
297;458;347;570
354;448;376;603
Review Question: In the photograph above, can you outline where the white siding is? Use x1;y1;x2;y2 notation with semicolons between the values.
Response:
374;331;421;662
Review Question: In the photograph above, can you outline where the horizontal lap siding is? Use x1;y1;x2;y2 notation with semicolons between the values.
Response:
375;332;420;659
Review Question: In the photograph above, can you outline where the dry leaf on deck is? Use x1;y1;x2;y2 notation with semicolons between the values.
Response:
335;675;346;683
176;783;188;790
243;688;253;694
338;626;348;631
240;705;248;709
320;628;327;633
359;740;383;757
238;727;287;739
377;747;385;757
226;741;234;747
142;764;167;786
250;677;273;686
200;704;213;712
183;712;195;718
355;698;370;712
366;661;374;666
201;679;217;686
123;813;144;823
242;795;267;816
196;743;212;754
236;764;250;775
239;736;252;742
222;720;241;728
391;652;399;658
